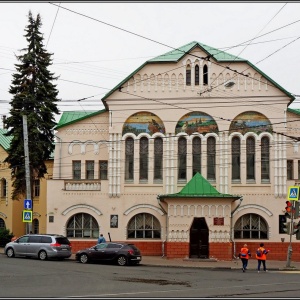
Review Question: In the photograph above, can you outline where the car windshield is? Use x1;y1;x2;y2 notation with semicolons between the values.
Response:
96;243;108;249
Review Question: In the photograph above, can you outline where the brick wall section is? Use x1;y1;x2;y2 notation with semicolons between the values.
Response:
69;240;300;261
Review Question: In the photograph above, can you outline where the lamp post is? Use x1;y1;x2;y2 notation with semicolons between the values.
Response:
22;114;32;234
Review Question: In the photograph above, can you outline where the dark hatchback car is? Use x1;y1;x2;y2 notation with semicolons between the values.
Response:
75;242;142;266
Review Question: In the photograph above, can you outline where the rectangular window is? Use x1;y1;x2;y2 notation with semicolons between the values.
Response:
33;179;40;197
186;70;191;86
99;161;108;180
86;161;94;179
298;160;300;180
287;160;293;180
73;161;81;180
1;179;6;197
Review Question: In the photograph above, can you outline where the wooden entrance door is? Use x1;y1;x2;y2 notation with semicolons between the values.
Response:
189;217;209;258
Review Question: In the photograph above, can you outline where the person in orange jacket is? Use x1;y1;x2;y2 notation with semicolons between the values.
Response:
256;242;270;273
239;243;251;272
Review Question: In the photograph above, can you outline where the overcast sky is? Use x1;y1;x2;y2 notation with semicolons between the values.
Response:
1;1;300;126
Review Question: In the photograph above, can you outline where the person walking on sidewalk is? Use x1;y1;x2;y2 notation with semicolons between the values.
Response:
239;243;251;272
256;242;269;273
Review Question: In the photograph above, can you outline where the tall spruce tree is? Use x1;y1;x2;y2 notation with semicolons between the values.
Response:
4;11;60;200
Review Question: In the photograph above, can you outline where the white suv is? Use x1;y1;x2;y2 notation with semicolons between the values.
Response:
4;234;72;260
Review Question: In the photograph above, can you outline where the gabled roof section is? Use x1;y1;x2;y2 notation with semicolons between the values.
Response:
0;128;13;151
55;110;107;130
287;108;300;116
101;41;294;103
158;173;240;199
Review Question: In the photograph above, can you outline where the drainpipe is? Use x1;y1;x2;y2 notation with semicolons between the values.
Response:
55;135;62;179
230;196;243;259
157;195;168;258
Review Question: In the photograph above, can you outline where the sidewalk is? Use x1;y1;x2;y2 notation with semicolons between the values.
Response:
1;247;299;271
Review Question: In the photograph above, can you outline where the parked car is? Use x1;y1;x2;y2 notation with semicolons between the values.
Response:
75;242;142;266
4;234;72;260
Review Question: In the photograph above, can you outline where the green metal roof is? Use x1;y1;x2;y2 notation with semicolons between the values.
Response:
287;108;300;116
101;41;295;103
158;172;240;199
55;110;107;130
0;128;13;151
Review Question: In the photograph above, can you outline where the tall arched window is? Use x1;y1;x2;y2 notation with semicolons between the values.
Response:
195;65;199;86
186;64;191;86
66;213;99;238
234;213;268;239
33;218;39;234
154;137;163;181
1;178;6;197
0;218;5;229
203;64;208;85
207;136;216;180
178;137;187;180
127;213;161;239
139;137;148;181
192;137;201;176
261;136;270;182
232;136;241;181
246;136;255;180
125;137;134;181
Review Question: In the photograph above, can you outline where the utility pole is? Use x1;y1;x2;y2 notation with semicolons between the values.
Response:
286;201;294;268
22;114;32;234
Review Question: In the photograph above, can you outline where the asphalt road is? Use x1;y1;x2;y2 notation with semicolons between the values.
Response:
1;254;300;298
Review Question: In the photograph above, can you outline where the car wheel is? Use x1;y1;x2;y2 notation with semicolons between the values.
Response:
80;253;89;264
38;250;48;261
6;248;15;258
117;255;128;266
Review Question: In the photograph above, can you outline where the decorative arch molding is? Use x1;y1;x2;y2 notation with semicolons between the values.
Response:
232;204;273;217
258;132;273;140
228;132;244;141
203;132;219;141
124;204;165;216
137;132;152;140
0;212;7;219
33;212;41;217
243;132;259;141
62;204;102;216
68;140;101;154
121;133;137;141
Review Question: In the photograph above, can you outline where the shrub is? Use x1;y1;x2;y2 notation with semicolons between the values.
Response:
0;228;14;247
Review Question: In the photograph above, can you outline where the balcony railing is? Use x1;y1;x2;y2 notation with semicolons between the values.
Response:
64;180;101;191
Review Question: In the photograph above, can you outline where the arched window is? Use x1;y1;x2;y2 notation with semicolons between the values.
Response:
127;213;161;239
203;64;208;85
33;218;39;234
234;213;268;239
125;137;134;181
246;137;255;180
0;218;5;229
186;64;191;86
154;137;163;181
1;178;6;197
195;65;199;86
207;136;216;180
192;137;201;176
178;137;187;180
139;137;148;181
66;213;99;238
261;136;270;182
232;136;241;181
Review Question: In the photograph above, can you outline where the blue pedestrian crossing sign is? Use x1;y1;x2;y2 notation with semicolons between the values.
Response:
24;199;32;210
287;186;300;201
23;210;32;222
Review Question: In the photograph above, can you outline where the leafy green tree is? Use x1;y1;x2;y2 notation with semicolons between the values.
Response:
4;11;60;199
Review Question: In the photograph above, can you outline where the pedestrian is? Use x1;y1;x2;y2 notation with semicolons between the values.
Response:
97;233;106;244
256;242;270;273
238;243;251;272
